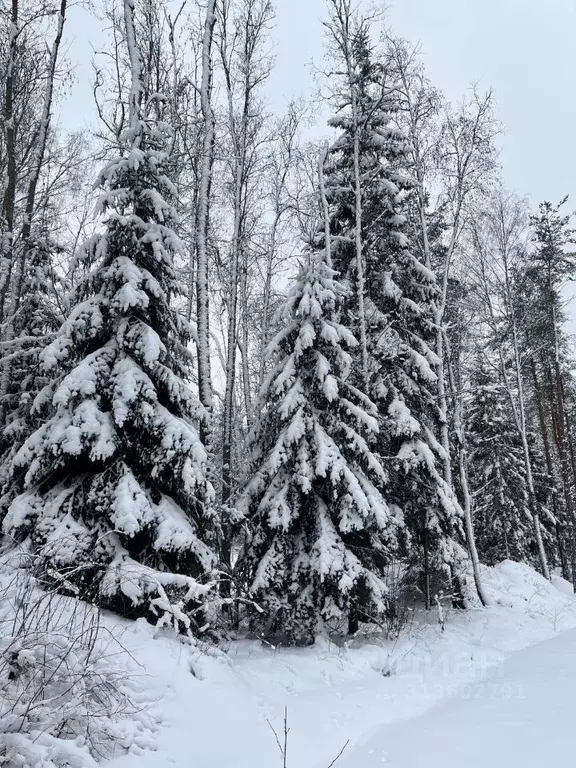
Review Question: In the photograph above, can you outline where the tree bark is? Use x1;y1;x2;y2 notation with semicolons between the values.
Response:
16;0;67;303
545;356;576;584
195;0;217;445
0;0;19;326
444;332;487;606
531;357;569;582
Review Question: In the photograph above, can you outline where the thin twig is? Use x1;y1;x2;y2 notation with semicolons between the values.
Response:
326;739;350;768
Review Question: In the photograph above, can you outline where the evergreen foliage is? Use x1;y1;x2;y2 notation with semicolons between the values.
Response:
237;256;400;645
1;83;218;633
468;356;535;564
321;25;464;599
0;238;62;501
2;0;576;647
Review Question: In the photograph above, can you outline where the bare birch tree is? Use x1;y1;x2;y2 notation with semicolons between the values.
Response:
194;0;217;448
468;190;551;579
256;102;306;391
387;39;499;604
217;0;274;566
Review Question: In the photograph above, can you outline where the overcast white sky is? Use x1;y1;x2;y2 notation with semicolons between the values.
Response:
60;0;576;205
275;0;576;204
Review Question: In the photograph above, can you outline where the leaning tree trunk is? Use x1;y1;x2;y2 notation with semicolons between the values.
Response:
509;319;550;579
15;0;67;303
221;164;242;516
221;135;246;574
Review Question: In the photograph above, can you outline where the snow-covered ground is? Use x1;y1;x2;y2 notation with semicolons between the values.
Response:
99;560;576;768
338;626;576;767
1;559;574;767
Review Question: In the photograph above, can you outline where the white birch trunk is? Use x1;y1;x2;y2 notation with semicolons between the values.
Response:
124;0;143;137
221;160;243;507
444;331;488;605
510;314;550;580
0;0;19;326
318;146;332;270
240;252;251;420
195;0;217;437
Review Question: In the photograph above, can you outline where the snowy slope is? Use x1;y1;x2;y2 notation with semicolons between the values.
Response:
338;626;576;767
105;560;576;768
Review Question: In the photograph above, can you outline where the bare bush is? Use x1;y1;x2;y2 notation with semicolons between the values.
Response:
0;551;152;767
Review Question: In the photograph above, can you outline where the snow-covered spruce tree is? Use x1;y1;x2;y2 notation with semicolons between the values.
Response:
511;259;574;578
1;0;218;633
236;255;400;645
320;19;466;606
0;238;62;501
524;200;576;576
322;25;410;352
467;355;535;565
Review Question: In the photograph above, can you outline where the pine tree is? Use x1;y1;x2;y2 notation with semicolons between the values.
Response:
321;24;465;605
0;237;62;499
467;356;535;564
324;27;409;305
1;0;218;633
511;203;576;579
236;255;400;645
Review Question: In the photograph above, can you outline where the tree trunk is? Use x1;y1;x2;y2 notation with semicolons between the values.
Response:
444;333;487;606
352;109;368;393
221;170;242;509
509;321;550;579
240;249;252;421
15;0;67;303
545;356;576;584
531;357;569;582
221;119;246;574
258;216;279;391
195;0;217;447
0;0;19;326
423;512;431;610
